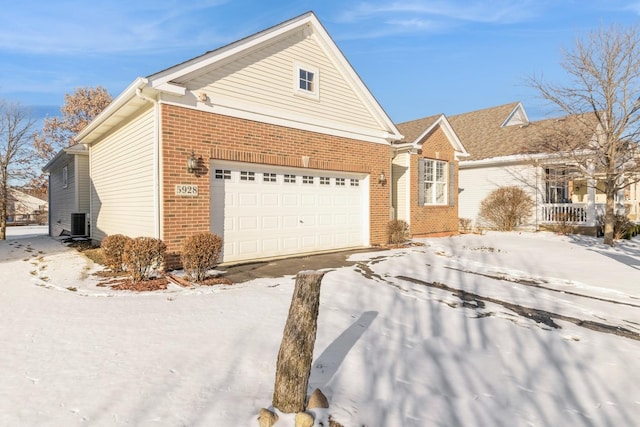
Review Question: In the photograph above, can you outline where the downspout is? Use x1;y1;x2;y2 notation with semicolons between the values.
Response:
48;174;52;236
135;88;161;240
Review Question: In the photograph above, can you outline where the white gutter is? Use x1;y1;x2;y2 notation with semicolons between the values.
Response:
460;152;573;168
76;77;149;143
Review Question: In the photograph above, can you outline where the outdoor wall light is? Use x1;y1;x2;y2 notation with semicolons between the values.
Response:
378;171;387;185
187;150;198;173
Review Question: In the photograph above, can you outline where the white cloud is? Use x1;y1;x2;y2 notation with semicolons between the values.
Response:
336;0;544;39
0;0;232;54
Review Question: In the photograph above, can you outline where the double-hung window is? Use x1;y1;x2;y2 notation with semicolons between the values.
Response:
419;159;452;206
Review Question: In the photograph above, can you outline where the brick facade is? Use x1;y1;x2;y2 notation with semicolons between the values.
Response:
409;125;459;237
161;103;391;265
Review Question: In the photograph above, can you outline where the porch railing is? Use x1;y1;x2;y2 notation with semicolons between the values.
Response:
540;203;605;225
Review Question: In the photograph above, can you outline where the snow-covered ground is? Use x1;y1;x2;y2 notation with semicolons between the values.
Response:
1;226;639;426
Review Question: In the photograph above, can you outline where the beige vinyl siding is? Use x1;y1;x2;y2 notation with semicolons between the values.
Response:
184;28;381;131
49;156;76;236
458;163;540;228
392;152;410;221
90;107;156;242
76;155;90;212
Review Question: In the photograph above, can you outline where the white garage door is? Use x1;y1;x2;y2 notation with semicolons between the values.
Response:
211;161;369;263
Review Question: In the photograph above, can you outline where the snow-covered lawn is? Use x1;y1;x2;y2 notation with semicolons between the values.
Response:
1;227;639;426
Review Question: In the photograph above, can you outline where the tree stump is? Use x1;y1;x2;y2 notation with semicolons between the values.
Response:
272;270;325;413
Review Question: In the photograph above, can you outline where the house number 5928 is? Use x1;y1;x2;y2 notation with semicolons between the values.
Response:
175;184;199;196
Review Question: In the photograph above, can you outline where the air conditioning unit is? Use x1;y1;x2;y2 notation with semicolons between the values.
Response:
70;213;87;236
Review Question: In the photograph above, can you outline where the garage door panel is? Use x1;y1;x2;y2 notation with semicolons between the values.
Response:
239;240;258;255
282;194;298;206
283;215;298;228
239;216;258;230
262;216;279;229
211;161;368;263
262;193;279;206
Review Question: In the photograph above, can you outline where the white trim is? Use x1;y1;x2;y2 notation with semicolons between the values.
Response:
409;114;468;158
293;62;320;100
421;158;448;206
460;151;575;169
62;165;68;189
147;12;402;142
157;98;394;145
500;102;529;127
75;77;148;142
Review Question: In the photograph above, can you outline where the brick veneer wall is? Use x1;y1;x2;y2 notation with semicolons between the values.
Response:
161;103;391;266
409;125;459;237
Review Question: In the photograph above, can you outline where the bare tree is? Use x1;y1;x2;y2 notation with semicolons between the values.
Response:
0;100;36;239
529;24;640;245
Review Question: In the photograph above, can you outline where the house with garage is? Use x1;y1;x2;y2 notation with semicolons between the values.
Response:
449;102;637;234
42;144;90;236
393;114;468;236
63;12;405;265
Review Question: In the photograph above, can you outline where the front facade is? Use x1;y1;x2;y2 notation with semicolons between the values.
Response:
452;102;632;233
73;12;402;265
393;114;468;237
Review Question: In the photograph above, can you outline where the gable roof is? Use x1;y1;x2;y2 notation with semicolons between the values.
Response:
396;113;468;157
42;143;88;173
448;102;595;162
77;12;402;145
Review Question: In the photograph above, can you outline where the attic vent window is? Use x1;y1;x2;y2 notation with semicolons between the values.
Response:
299;69;314;92
294;63;319;99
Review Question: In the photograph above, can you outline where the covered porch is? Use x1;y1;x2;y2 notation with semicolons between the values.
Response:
538;166;638;231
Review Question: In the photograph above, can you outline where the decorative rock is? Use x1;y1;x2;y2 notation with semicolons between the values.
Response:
307;388;329;409
295;411;314;427
258;408;278;427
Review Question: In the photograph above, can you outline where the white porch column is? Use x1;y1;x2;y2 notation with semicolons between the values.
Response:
616;175;626;215
586;161;596;226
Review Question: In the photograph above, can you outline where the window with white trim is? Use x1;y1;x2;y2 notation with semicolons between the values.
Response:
350;179;360;187
263;173;277;183
302;175;314;184
295;64;319;99
320;177;330;185
419;159;448;205
62;165;68;189
335;178;345;186
284;174;296;183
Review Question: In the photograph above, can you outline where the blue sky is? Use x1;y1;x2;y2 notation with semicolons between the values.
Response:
2;0;640;124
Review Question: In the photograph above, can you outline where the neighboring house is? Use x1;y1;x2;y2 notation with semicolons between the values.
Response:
6;189;48;225
449;102;634;234
42;144;90;236
61;12;404;265
393;114;469;236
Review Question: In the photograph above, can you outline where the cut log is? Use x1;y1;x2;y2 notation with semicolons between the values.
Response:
272;270;325;413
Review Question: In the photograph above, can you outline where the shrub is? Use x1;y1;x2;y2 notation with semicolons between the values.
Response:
122;237;166;281
597;214;636;240
100;234;131;272
387;219;410;245
478;186;534;231
181;232;223;282
459;218;473;233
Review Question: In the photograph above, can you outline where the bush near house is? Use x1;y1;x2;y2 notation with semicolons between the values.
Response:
180;232;223;282
597;214;640;240
478;186;534;231
100;234;132;272
387;219;410;245
122;237;166;281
